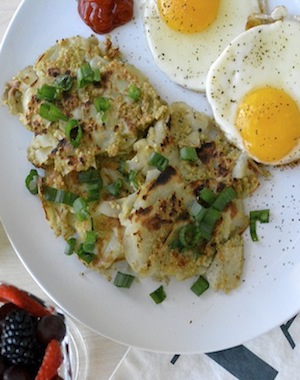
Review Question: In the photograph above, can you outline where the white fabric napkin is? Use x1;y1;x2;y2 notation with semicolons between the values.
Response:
109;313;300;379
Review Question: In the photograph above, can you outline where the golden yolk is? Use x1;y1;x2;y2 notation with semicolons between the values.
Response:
236;87;300;163
157;0;220;34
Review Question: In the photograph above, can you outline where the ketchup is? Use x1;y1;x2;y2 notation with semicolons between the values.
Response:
78;0;134;34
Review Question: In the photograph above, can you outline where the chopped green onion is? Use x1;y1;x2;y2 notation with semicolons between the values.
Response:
94;96;110;112
77;62;101;88
38;103;68;122
180;147;198;162
199;208;222;240
78;167;101;184
148;152;169;171
114;271;135;288
249;219;259;242
202;207;221;226
86;183;101;201
92;68;101;82
73;197;90;221
212;187;237;211
78;167;103;200
118;159;128;176
77;244;96;264
55;74;74;91
197;222;214;241
107;178;123;197
43;186;78;206
25;169;39;195
150;285;166;304
249;209;270;241
189;200;206;222
128;170;139;190
64;238;76;256
178;224;202;249
191;276;209;296
83;230;98;253
199;187;216;205
250;209;270;223
65;119;83;148
37;84;60;102
128;84;141;101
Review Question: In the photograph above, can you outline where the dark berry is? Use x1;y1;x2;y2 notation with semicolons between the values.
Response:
3;365;32;380
0;304;20;335
36;315;66;345
0;355;7;378
0;304;20;323
0;310;43;367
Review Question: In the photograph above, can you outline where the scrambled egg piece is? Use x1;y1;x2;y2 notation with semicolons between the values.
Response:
3;36;262;293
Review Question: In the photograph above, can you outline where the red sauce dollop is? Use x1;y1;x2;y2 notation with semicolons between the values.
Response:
78;0;134;34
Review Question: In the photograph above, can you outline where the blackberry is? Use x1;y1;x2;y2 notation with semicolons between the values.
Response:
0;309;43;367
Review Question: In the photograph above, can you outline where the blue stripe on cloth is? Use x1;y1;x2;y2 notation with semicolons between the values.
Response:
206;345;278;380
280;315;297;349
170;354;181;365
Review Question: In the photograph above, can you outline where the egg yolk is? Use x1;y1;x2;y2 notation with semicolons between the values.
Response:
157;0;220;34
236;87;300;163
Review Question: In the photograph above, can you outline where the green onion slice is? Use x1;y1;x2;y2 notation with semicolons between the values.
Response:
65;119;83;148
94;96;110;112
212;187;237;211
197;222;214;241
25;169;39;195
128;84;141;101
77;244;96;264
178;224;202;249
107;179;123;197
73;197;90;221
128;170;139;190
202;207;221;226
78;167;101;184
43;186;78;206
78;167;103;200
199;208;222;240
118;159;128;176
150;285;166;304
199;187;216;205
39;103;68;122
114;271;135;288
249;209;270;241
86;183;101;201
148;152;169;171
250;209;270;223
37;84;60;102
83;230;98;253
191;276;209;296
189;200;206;222
77;62;101;88
180;147;198;162
55;74;73;91
64;238;76;256
249;219;259;242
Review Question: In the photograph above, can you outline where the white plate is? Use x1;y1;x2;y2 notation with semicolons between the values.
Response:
1;0;300;354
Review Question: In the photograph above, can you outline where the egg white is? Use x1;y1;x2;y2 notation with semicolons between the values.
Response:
206;16;300;165
141;0;261;92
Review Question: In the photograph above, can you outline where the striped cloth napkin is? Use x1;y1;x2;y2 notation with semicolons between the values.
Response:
109;313;299;379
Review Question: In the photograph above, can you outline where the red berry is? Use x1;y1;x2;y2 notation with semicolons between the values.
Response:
0;284;50;317
35;340;63;380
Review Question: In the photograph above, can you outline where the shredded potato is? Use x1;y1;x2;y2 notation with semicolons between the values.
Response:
3;36;262;292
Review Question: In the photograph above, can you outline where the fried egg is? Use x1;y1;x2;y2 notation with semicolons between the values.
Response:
142;0;262;92
206;15;300;166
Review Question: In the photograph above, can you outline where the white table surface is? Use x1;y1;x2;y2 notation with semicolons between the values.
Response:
0;1;128;378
